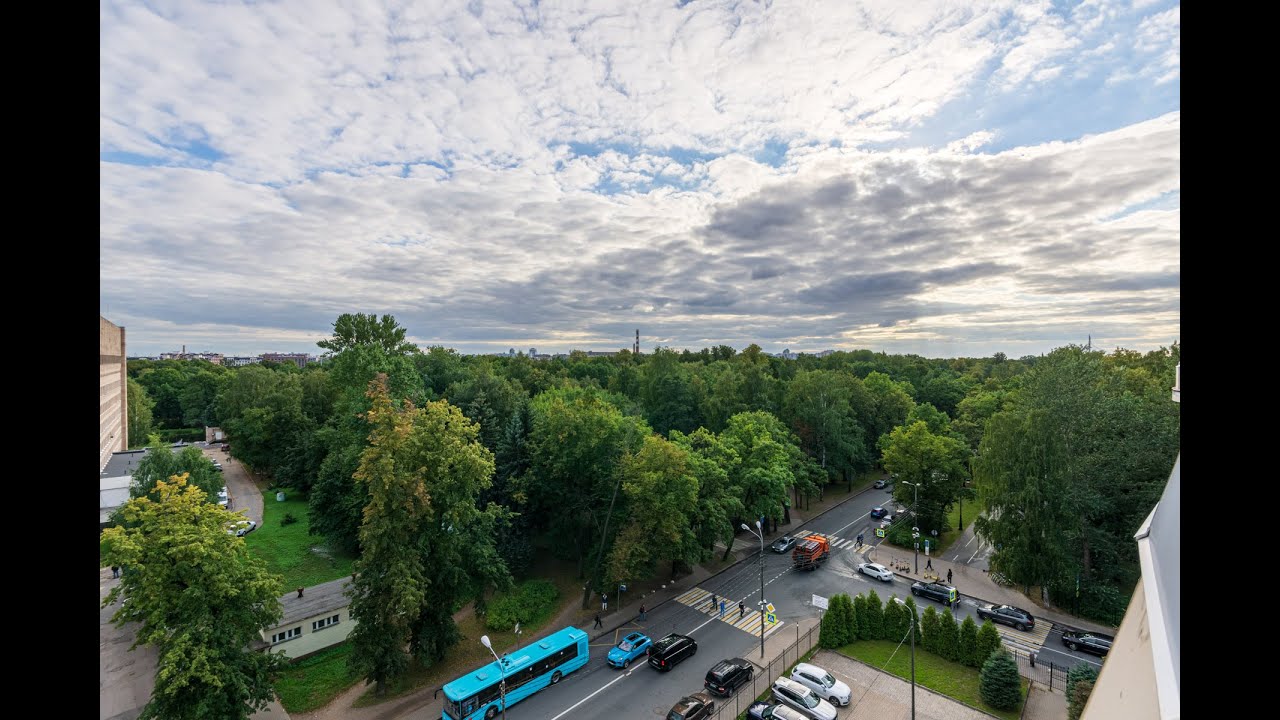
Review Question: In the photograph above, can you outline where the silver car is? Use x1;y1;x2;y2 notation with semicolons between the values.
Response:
789;663;851;707
770;677;836;720
857;562;894;582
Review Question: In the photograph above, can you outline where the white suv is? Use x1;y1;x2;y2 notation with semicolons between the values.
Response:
770;677;836;720
789;663;851;707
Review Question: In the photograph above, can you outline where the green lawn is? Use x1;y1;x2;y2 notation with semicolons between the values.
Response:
837;640;1026;720
274;642;360;714
246;491;355;589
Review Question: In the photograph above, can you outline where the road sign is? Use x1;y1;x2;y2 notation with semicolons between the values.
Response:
619;584;627;593
766;602;776;614
875;527;885;538
765;612;778;624
812;594;828;610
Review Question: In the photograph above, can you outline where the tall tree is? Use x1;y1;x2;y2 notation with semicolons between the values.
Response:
100;474;284;720
669;427;744;562
606;435;699;586
783;370;870;487
126;377;154;447
638;348;701;436
317;313;419;357
880;421;969;534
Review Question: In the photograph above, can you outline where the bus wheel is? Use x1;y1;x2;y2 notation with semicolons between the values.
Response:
551;671;563;684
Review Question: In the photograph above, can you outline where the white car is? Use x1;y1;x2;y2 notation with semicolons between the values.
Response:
217;487;229;507
770;677;836;720
789;663;852;707
857;562;894;582
227;519;256;537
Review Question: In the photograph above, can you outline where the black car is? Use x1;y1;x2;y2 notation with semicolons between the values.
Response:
1061;629;1114;657
977;604;1036;631
667;692;715;720
910;581;958;607
770;535;797;553
649;633;697;672
870;506;888;518
705;657;754;697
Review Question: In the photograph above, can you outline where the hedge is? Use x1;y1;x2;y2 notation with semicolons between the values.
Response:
485;579;560;632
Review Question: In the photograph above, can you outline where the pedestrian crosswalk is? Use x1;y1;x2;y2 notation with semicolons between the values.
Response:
672;587;787;638
989;619;1052;653
794;528;866;551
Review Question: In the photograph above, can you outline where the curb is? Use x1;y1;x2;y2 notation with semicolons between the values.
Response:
588;484;875;644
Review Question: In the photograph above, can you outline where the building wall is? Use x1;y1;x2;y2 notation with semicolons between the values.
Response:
100;316;128;471
261;606;352;660
1082;577;1159;719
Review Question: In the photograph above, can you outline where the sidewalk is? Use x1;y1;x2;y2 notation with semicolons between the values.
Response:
1022;681;1068;720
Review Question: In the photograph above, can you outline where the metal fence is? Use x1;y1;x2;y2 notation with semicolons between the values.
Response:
1008;647;1069;691
708;623;821;720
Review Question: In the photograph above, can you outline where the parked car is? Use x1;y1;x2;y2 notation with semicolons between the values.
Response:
607;631;652;668
648;633;697;672
746;702;809;720
873;479;887;489
705;657;754;697
788;662;851;707
227;519;256;537
870;506;888;519
217;486;229;508
857;562;894;582
910;580;958;606
667;692;716;720
770;677;837;720
1061;629;1114;657
977;603;1036;631
771;535;797;553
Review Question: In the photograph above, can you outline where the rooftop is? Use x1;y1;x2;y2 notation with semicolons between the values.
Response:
276;576;352;628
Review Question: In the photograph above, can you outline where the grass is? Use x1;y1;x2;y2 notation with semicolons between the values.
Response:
274;642;361;714
837;640;1027;720
352;558;587;708
246;490;356;589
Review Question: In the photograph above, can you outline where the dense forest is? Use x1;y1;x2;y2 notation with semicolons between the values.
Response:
128;314;1179;627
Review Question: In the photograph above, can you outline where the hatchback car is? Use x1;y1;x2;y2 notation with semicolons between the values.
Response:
910;580;958;606
857;562;894;582
667;692;715;720
746;702;809;720
1061;629;1114;657
705;657;754;697
608;631;652;668
789;662;851;707
977;603;1036;631
870;506;888;518
648;633;697;672
770;677;837;720
770;535;797;553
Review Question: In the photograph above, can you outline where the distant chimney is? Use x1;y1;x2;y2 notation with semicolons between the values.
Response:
297;587;304;598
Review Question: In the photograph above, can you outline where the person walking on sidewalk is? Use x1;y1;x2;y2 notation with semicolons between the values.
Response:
639;605;646;621
947;568;953;584
926;557;933;571
111;566;120;579
602;593;608;612
739;601;746;619
593;613;602;629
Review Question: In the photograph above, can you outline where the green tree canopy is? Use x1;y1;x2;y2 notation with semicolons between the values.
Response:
880;421;969;533
317;313;419;357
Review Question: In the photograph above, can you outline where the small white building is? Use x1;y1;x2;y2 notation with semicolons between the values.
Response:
258;577;353;659
100;476;132;528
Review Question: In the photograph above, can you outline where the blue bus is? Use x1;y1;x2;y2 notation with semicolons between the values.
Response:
442;626;589;720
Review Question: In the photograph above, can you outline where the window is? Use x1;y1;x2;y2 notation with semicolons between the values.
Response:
271;626;302;644
312;614;341;631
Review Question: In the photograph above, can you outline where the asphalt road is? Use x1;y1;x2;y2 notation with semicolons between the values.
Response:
439;486;1104;719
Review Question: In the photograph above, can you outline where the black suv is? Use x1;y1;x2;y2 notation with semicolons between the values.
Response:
649;633;697;672
705;657;754;696
977;604;1035;631
1061;629;1114;657
910;581;958;607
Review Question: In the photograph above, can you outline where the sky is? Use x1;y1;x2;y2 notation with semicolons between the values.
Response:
100;0;1180;359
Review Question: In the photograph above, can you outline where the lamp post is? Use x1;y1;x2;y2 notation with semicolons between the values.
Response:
894;598;918;719
480;635;506;720
902;481;920;574
741;521;766;658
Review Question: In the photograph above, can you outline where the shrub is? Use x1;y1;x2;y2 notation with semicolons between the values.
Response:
1068;679;1096;720
1066;663;1100;707
281;513;299;526
864;589;885;640
920;606;940;654
936;610;960;662
820;600;846;648
882;597;904;641
903;597;921;642
980;649;1022;711
975;621;1002;668
958;615;980;667
485;579;560;632
854;594;871;640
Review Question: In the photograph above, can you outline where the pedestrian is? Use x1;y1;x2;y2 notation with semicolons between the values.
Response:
602;593;608;612
947;568;953;584
926;557;933;571
111;565;120;579
593;613;602;629
639;604;646;621
710;593;717;614
739;601;746;619
719;600;726;617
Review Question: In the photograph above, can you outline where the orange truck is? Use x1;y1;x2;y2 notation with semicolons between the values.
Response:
792;535;830;571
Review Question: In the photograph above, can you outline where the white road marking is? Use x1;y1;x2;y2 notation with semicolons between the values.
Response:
548;672;629;720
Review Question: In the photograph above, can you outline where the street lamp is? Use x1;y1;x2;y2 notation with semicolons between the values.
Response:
894;598;918;719
480;634;506;720
901;481;921;574
741;520;766;659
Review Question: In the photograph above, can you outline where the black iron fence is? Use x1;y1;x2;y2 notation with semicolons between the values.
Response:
1008;647;1069;691
708;623;821;720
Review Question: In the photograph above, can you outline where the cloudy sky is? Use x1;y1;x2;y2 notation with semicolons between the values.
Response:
100;0;1180;359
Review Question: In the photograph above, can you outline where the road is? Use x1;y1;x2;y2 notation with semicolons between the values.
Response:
419;485;1105;719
